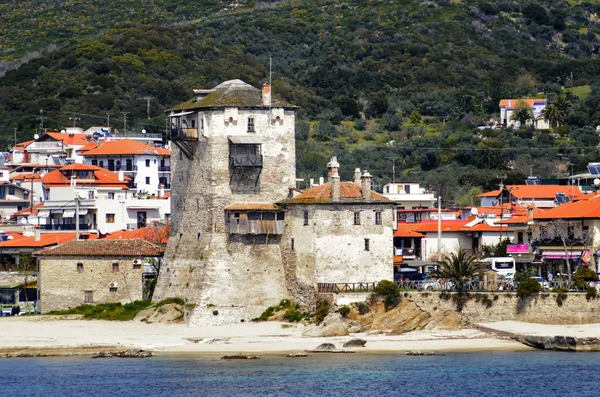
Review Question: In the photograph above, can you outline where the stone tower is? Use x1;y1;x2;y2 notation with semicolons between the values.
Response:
154;80;296;326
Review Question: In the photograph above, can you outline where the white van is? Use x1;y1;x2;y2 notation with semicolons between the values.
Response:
479;257;516;276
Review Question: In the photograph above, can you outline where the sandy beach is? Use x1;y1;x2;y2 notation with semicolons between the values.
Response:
0;315;529;357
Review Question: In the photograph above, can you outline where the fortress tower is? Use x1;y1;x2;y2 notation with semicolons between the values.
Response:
154;80;297;325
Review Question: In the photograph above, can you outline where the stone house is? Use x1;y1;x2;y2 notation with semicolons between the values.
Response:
282;158;396;293
36;239;164;313
499;98;549;129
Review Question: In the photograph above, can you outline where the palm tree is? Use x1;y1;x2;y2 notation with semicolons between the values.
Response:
509;101;535;128
430;251;483;291
539;103;559;131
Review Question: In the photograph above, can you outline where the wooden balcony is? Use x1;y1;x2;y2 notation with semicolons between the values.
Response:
227;219;284;235
229;154;263;167
171;128;198;140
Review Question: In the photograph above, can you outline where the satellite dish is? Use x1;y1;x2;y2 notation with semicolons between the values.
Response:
471;207;479;215
594;178;600;188
61;129;66;134
34;134;40;140
20;218;27;225
142;129;146;134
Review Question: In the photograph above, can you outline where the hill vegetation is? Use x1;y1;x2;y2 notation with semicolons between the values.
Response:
2;0;600;203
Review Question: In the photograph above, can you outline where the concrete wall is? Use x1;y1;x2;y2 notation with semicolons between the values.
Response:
39;256;144;313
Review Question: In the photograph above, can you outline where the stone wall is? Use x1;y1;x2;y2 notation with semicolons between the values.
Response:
39;256;144;313
400;292;600;325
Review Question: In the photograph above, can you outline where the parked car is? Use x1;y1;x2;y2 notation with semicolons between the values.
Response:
531;276;550;290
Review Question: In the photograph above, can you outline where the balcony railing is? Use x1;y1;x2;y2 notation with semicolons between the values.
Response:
229;154;263;167
41;223;97;231
227;219;284;235
171;128;198;140
158;166;171;172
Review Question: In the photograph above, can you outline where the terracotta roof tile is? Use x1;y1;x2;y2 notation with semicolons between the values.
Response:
394;228;425;238
82;139;170;156
534;195;600;219
224;203;282;211
477;190;501;197
43;132;90;146
41;164;129;188
400;220;470;233
288;182;390;204
36;238;165;257
499;99;547;108
507;185;583;200
12;203;44;217
0;232;84;248
105;224;170;245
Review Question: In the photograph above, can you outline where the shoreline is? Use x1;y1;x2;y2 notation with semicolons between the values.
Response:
0;316;530;358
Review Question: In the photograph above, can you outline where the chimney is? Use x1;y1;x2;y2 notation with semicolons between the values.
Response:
262;82;271;106
319;176;324;185
310;178;314;187
353;168;362;185
361;171;372;200
159;184;165;198
34;226;41;242
327;156;340;181
118;169;124;182
331;171;341;202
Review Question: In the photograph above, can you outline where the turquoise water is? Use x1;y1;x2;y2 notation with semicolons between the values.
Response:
0;351;598;396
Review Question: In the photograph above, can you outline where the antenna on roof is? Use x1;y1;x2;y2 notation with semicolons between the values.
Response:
269;56;272;109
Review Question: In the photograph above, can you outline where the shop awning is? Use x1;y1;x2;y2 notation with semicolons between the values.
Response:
37;209;50;218
542;250;582;259
78;208;89;215
62;209;75;218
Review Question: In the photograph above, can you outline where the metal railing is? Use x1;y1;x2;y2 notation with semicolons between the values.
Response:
229;154;263;167
171;128;198;140
317;283;379;293
158;166;171;172
41;223;97;231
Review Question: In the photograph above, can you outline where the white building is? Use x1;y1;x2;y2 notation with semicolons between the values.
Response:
19;164;171;234
500;98;549;129
79;139;171;194
382;181;436;209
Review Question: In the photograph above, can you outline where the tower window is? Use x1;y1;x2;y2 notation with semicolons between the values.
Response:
375;211;382;225
364;239;370;251
303;210;309;226
354;212;361;225
248;117;255;132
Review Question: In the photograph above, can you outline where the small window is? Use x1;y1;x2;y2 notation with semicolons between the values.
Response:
303;210;309;226
8;187;14;195
291;238;295;251
248;117;255;132
365;238;370;251
133;260;142;269
191;119;196;128
146;177;150;184
145;159;150;167
109;286;117;293
99;161;104;168
375;211;382;225
112;263;119;272
77;263;83;272
84;291;93;303
108;192;115;199
91;160;97;166
179;151;183;160
106;213;115;223
354;212;361;225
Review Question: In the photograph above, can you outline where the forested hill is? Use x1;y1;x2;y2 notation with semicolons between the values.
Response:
2;0;600;204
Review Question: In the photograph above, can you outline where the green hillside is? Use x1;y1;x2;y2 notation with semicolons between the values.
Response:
2;0;600;203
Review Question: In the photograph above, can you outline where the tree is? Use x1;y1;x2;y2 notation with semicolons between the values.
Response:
539;103;559;131
509;101;535;127
14;253;36;312
430;251;483;292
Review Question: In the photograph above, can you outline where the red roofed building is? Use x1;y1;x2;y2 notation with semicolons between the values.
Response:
478;185;585;208
36;239;165;312
499;98;548;129
80;139;170;194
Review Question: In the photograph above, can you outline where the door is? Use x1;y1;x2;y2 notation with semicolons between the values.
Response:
137;211;147;229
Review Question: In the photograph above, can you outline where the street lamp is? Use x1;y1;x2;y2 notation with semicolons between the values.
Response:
45;155;49;171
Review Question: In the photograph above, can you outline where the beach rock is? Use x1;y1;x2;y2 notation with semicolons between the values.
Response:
287;353;308;357
184;337;204;343
371;300;430;334
92;349;152;359
343;339;367;348
134;307;155;323
347;321;362;333
221;354;260;360
139;303;184;324
426;309;461;331
312;343;337;352
302;313;349;337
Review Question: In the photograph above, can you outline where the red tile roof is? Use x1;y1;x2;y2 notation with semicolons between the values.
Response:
288;182;390;204
507;185;584;200
224;203;282;211
534;194;600;219
81;139;170;156
400;220;470;233
41;164;129;188
499;99;547;108
36;238;165;256
42;132;90;146
394;228;425;238
0;232;85;248
104;224;170;245
14;140;34;149
12;203;44;217
477;190;501;197
11;173;43;182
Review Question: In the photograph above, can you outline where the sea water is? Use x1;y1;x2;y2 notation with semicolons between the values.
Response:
0;351;597;396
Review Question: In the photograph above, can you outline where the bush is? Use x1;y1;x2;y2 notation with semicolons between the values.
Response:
356;302;370;315
574;268;598;289
338;305;350;318
283;307;305;322
47;300;152;321
155;297;184;307
315;302;330;324
374;280;401;310
586;286;598;300
517;278;541;298
254;306;275;322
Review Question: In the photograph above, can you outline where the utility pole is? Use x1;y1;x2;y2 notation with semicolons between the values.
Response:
437;193;442;263
39;109;46;134
122;112;129;136
69;113;81;127
75;196;80;241
106;112;112;128
14;128;17;148
142;97;152;119
392;158;396;183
